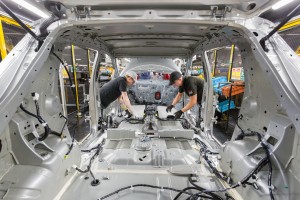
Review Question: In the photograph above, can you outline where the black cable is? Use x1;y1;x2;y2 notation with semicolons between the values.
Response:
197;131;274;199
236;122;245;135
194;138;227;181
173;186;214;200
64;128;76;157
20;104;39;119
0;1;43;42
190;191;220;200
194;137;272;196
39;14;59;38
81;146;99;153
33;99;50;141
259;4;300;52
59;112;68;136
98;184;204;200
75;140;106;173
50;131;63;137
231;113;246;140
234;130;274;200
34;100;40;116
188;177;223;200
267;160;275;200
76;146;103;173
20;104;50;141
260;141;275;200
204;152;227;180
52;52;76;98
76;142;103;187
194;138;207;149
81;139;106;153
200;156;269;195
205;149;219;155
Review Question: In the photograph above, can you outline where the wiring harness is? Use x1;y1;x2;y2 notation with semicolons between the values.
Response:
195;131;275;200
98;184;219;200
74;139;106;186
19;93;50;141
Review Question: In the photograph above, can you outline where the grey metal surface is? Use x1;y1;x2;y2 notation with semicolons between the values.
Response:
165;140;192;150
0;2;300;200
105;139;133;149
52;0;276;16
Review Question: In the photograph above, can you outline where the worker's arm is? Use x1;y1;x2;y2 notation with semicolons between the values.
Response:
118;96;127;110
181;94;197;112
118;96;123;104
171;92;183;106
121;92;133;113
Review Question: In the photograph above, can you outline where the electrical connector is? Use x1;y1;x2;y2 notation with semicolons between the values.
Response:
31;92;40;101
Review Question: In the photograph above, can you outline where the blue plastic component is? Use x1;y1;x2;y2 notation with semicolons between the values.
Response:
217;100;235;113
212;76;229;93
140;72;151;80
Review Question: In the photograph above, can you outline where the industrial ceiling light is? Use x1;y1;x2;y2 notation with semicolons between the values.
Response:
12;0;49;18
272;0;295;10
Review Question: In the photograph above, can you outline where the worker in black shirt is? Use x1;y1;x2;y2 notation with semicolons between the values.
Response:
166;71;204;120
100;71;137;117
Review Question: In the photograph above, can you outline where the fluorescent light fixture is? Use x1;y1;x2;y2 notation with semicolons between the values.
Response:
124;58;130;62
12;0;50;18
272;0;295;10
76;58;82;61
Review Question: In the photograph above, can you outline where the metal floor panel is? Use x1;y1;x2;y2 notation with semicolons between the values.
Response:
165;140;192;150
105;139;133;149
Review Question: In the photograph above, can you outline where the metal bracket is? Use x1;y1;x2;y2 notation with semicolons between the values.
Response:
71;6;92;19
211;6;231;19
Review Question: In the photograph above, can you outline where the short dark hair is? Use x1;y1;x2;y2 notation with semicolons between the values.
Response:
169;71;182;85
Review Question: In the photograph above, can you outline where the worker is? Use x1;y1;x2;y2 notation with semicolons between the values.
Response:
166;71;204;120
100;71;137;118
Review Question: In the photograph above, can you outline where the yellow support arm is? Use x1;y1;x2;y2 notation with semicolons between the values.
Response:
212;49;217;77
279;18;300;32
71;45;81;117
227;44;235;81
0;20;7;59
0;15;31;60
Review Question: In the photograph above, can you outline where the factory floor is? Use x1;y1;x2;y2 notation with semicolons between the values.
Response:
67;108;91;143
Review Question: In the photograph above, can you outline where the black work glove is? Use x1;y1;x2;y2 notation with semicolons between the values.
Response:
125;109;132;118
166;105;174;112
174;110;183;120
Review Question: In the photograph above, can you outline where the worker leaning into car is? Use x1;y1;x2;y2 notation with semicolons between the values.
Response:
100;71;137;118
166;71;204;120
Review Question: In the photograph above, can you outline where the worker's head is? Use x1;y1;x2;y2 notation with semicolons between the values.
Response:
125;71;137;86
169;71;183;87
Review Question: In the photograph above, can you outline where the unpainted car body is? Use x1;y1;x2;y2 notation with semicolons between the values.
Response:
0;0;300;200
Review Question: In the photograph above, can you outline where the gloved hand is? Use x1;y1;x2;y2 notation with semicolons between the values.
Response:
174;110;183;120
125;109;133;118
166;105;174;112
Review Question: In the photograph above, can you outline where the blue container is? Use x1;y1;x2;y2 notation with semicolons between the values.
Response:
212;76;229;93
217;100;235;113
